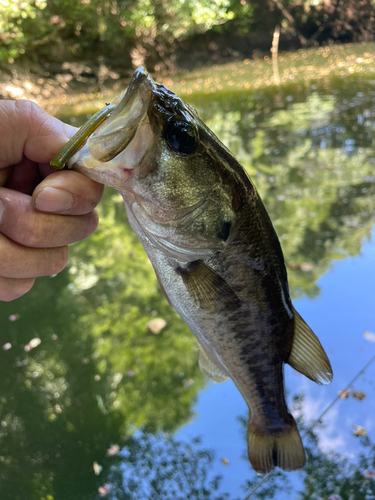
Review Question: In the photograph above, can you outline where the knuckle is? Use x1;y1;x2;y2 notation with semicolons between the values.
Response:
49;246;69;275
84;210;99;236
23;213;58;248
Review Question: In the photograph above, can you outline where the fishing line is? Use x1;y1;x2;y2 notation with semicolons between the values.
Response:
241;352;375;500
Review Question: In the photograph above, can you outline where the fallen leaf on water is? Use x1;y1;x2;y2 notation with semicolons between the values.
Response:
221;458;229;465
2;343;12;351
299;262;314;272
352;390;366;401
93;461;102;475
106;444;120;457
24;338;41;352
364;470;375;479
8;314;20;322
98;484;110;496
363;331;375;342
338;389;350;399
147;318;167;334
352;425;367;437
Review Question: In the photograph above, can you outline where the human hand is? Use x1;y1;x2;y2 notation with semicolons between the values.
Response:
0;100;104;301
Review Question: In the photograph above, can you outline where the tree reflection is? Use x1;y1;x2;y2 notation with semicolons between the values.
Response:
0;193;209;499
190;78;375;299
95;432;230;500
1;74;375;499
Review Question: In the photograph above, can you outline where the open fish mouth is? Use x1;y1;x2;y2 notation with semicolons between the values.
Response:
68;67;156;189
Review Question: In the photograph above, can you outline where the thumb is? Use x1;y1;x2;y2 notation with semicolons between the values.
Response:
0;100;76;168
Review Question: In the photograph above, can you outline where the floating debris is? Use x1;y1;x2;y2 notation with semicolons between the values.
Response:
352;425;367;437
24;338;41;352
299;263;314;272
8;314;20;322
98;484;110;496
2;343;12;351
147;318;167;334
221;458;230;465
106;444;120;457
338;389;366;400
364;470;375;480
352;390;366;401
93;461;102;475
338;389;350;399
54;404;62;414
363;331;375;343
288;262;314;271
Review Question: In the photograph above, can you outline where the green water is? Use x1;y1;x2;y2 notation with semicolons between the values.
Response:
1;45;375;499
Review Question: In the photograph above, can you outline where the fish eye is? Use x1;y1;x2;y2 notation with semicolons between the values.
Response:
165;120;197;155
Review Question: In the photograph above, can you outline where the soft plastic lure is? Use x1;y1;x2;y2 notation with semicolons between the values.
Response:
50;104;116;170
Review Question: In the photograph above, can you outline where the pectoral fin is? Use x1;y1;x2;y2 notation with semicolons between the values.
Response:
198;343;229;384
177;261;241;314
287;307;333;385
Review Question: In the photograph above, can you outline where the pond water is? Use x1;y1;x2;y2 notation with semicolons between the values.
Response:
1;46;375;500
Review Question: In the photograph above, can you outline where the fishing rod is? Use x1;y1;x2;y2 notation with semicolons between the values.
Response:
241;352;375;500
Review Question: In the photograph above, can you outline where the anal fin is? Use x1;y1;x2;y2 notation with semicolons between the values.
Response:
288;307;333;385
198;343;229;384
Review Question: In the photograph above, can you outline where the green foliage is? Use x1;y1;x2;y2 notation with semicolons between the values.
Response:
0;0;235;64
0;0;47;61
2;0;375;65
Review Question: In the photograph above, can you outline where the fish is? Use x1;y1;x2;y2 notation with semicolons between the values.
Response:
61;67;333;474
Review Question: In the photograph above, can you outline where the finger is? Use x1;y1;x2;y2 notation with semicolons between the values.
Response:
32;170;104;215
0;187;99;248
5;157;42;195
0;100;76;168
0;276;35;302
0;234;68;279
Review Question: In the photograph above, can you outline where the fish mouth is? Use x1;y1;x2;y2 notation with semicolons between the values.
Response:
68;67;156;189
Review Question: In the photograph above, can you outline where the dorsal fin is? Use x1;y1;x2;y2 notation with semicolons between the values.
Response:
198;343;229;384
287;307;333;385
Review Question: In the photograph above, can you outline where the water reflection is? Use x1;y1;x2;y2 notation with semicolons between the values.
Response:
96;432;229;500
1;71;375;498
189;79;375;299
243;395;375;500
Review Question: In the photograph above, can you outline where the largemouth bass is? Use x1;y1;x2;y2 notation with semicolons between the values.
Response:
61;67;333;474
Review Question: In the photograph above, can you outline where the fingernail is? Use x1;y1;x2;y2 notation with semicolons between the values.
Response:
0;198;5;224
34;187;74;212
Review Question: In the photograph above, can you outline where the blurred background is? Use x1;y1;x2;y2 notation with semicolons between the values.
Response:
1;1;375;499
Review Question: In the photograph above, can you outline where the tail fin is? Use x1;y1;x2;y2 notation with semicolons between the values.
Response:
247;418;306;474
